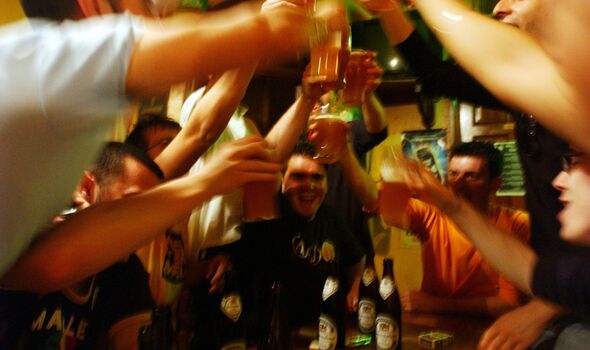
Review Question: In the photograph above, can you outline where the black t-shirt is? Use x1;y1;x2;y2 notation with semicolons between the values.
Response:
237;197;364;332
0;254;154;350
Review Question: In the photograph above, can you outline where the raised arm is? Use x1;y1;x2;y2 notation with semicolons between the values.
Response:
338;142;379;210
410;0;590;154
265;65;329;161
0;137;280;292
155;65;256;179
125;2;347;96
405;161;537;294
360;53;386;134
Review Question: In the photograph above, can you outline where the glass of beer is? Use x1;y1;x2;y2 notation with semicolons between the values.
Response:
309;30;346;86
243;175;280;222
379;148;411;228
308;113;348;164
342;50;368;107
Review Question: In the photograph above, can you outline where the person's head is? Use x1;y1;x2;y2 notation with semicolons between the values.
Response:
282;140;327;220
552;150;590;246
76;142;164;207
126;114;181;159
447;141;503;212
493;0;542;34
20;0;178;20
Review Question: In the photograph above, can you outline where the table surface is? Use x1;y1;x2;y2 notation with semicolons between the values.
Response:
289;311;493;350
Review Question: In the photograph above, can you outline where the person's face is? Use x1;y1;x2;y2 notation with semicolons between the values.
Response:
493;0;540;33
282;154;327;220
143;127;179;159
552;153;590;246
98;157;162;202
447;155;497;211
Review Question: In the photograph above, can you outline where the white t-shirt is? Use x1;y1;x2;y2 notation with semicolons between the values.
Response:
180;89;251;256
0;14;142;274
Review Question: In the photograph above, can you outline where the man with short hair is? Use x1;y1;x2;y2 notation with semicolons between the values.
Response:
236;140;371;344
384;141;529;317
0;142;160;350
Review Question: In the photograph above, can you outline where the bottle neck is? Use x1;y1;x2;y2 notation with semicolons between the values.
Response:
382;259;394;279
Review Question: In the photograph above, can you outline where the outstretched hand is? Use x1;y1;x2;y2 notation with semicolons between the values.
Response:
198;136;281;197
404;160;458;212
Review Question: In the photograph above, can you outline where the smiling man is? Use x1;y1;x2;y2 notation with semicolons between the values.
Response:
235;140;368;345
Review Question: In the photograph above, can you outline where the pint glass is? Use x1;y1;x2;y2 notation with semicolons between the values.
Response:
243;177;280;222
379;148;411;228
342;50;368;106
308;114;348;164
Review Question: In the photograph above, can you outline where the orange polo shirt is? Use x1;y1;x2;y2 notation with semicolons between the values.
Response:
407;199;530;304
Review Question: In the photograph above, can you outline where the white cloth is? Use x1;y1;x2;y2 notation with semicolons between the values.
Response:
180;88;251;256
0;14;142;275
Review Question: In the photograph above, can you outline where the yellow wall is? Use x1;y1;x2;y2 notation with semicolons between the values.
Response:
0;0;24;25
368;100;451;293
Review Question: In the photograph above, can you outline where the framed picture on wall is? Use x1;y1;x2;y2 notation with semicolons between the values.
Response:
401;129;448;183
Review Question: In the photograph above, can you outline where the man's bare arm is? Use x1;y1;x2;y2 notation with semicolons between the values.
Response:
155;65;256;179
0;137;280;292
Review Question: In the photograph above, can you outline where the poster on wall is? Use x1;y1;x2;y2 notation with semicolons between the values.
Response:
494;141;526;196
401;129;448;184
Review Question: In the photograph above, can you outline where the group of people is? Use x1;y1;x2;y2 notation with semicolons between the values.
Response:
3;0;590;348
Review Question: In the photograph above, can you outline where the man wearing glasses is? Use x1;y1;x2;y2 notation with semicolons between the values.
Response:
384;141;530;317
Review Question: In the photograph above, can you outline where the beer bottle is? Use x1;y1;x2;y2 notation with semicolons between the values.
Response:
358;253;379;334
318;275;345;350
258;282;291;350
218;270;247;350
138;307;172;350
375;258;401;350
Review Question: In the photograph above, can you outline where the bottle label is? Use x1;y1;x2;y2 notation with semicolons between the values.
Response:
362;268;376;286
322;276;339;301
379;277;395;300
375;315;400;350
220;293;242;322
358;298;376;333
318;314;338;350
220;340;246;350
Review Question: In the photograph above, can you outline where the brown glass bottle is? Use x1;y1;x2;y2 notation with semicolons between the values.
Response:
318;275;346;350
258;282;291;350
358;253;379;334
375;259;401;350
138;307;172;350
218;270;246;350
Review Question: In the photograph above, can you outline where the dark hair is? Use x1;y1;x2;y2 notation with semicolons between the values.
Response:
450;141;504;179
125;114;181;152
20;0;79;20
91;142;164;188
292;134;317;158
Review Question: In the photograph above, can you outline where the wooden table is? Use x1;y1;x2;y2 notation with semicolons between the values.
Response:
289;311;493;349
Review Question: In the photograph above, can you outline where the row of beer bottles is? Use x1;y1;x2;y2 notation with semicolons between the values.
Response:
319;257;402;350
360;257;402;350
